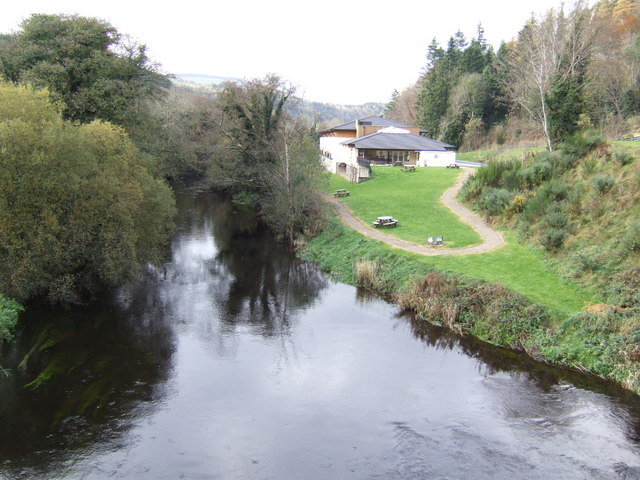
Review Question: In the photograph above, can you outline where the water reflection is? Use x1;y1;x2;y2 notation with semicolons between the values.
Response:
0;291;174;477
2;189;640;480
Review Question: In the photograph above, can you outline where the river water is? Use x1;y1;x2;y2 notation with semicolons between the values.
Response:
2;189;640;479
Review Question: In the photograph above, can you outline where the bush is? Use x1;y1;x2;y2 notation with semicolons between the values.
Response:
472;160;520;189
521;181;571;222
0;295;23;343
519;161;552;188
477;187;514;217
544;210;569;230
540;228;567;251
581;156;598;176
593;174;615;194
622;221;640;254
507;195;527;214
559;133;605;160
615;152;634;166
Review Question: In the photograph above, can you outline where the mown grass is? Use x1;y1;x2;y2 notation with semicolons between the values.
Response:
419;231;597;313
326;167;482;248
318;166;597;314
306;214;595;315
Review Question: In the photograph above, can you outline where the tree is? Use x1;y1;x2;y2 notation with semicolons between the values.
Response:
502;2;596;150
0;82;175;303
416;28;505;147
209;75;326;241
385;83;419;125
0;14;170;129
211;75;294;194
260;109;327;240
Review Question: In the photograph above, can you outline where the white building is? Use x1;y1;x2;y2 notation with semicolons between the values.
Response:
319;116;457;182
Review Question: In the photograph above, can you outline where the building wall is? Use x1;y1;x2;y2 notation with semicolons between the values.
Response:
320;130;355;138
418;150;457;167
320;136;354;173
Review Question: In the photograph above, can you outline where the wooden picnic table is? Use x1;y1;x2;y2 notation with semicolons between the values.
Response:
401;165;416;171
446;163;460;169
372;216;398;228
333;189;350;197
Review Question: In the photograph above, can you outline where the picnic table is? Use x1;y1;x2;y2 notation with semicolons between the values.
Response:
401;165;416;172
446;163;460;169
333;189;350;197
372;216;398;228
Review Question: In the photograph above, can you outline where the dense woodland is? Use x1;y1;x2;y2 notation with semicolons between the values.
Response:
387;0;640;150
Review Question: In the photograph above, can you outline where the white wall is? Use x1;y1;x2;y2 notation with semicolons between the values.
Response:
319;136;354;173
418;150;457;167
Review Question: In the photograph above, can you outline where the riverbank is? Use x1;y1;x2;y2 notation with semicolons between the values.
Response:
301;196;640;396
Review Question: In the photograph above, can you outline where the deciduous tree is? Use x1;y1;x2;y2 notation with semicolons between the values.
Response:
0;82;175;303
0;14;170;129
502;2;596;150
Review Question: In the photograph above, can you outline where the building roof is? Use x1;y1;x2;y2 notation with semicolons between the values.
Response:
341;131;455;152
320;116;417;134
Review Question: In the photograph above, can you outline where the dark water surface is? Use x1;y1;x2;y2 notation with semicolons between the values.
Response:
2;190;640;479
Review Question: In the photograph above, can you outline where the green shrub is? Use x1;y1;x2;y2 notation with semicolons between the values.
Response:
519;161;552;188
593;174;615;194
559;133;605;160
0;295;23;343
472;161;520;188
544;210;569;230
622;221;640;254
614;152;634;166
477;187;514;217
521;181;571;222
540;228;567;251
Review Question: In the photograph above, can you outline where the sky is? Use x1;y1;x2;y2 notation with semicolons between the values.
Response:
1;0;570;105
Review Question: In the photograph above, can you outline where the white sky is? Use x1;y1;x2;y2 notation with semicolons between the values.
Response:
1;0;568;105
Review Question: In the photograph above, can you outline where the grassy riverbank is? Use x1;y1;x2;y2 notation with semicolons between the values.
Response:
304;164;640;394
324;167;595;313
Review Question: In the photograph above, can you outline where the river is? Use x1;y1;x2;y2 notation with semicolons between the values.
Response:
1;189;640;479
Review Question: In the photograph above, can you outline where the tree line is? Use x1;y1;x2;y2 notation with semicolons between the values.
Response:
0;12;325;336
387;0;640;151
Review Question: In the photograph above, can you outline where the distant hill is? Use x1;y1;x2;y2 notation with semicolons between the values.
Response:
174;74;241;86
301;101;385;128
171;74;385;126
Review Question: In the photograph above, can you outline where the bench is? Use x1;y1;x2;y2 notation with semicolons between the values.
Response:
427;236;444;245
446;163;460;169
373;219;398;228
401;165;416;172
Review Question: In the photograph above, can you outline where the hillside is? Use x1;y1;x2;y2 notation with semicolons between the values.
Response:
457;136;640;388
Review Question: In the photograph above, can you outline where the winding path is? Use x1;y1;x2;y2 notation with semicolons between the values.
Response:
322;168;505;256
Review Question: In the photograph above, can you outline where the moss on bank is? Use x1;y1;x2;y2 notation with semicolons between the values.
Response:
301;213;640;395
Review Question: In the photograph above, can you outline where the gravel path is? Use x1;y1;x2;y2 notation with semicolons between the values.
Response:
322;168;505;256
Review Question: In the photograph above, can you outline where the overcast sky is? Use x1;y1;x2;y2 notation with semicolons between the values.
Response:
2;0;570;105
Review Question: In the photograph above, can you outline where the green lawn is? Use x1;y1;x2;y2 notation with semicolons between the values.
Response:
413;231;597;313
326;167;482;248
323;166;598;314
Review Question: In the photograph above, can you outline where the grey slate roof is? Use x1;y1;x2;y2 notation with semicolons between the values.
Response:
341;131;455;152
323;116;412;132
